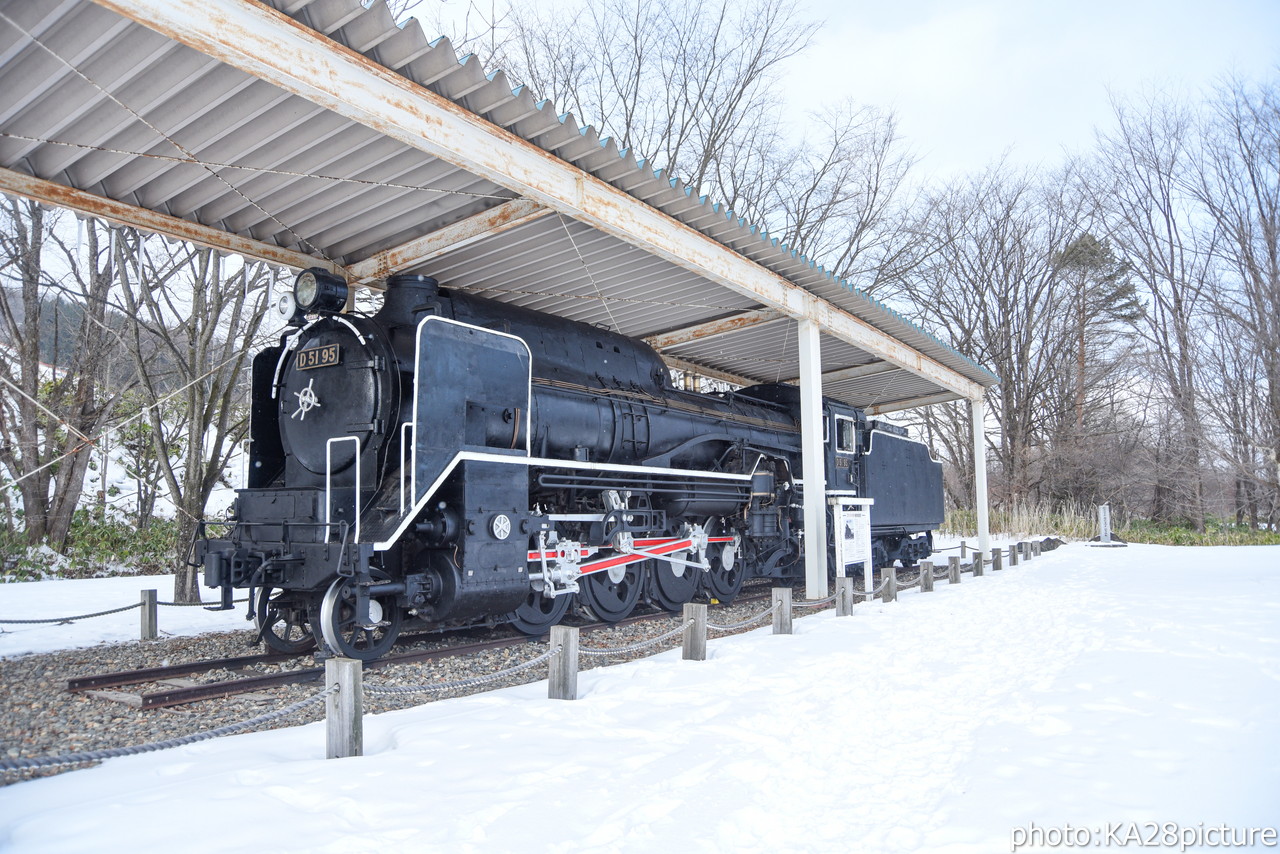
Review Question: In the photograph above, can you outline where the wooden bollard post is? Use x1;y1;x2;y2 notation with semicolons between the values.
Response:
1033;540;1041;558
960;540;967;559
325;657;363;759
772;588;792;635
140;589;158;641
973;551;985;577
881;569;897;603
682;602;707;661
1009;544;1019;566
835;576;856;616
548;625;579;700
948;555;961;584
920;560;934;592
992;548;1003;572
1019;541;1028;561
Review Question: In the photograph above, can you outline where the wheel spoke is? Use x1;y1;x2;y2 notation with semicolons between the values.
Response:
255;587;317;655
314;573;402;661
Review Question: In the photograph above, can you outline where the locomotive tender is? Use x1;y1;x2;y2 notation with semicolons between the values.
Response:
197;268;943;659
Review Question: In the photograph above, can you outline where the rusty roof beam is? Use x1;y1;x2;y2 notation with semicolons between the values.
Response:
348;198;550;284
0;166;337;273
779;360;896;385
660;356;756;389
643;309;784;350
865;392;964;415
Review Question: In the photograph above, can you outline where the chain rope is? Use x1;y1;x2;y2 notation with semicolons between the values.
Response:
0;685;337;775
0;602;142;624
708;602;780;632
363;648;559;697
794;592;838;608
0;597;249;624
578;621;693;657
854;577;890;597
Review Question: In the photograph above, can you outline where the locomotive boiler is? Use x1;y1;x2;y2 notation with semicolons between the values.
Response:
197;268;943;659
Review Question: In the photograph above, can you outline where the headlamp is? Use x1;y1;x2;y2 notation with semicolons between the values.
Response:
294;267;348;314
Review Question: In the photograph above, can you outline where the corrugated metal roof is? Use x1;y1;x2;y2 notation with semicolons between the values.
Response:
0;0;997;411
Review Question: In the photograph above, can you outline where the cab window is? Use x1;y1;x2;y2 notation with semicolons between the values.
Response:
835;415;858;454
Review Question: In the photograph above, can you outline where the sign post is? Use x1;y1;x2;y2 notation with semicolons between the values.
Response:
1089;502;1127;548
829;495;874;598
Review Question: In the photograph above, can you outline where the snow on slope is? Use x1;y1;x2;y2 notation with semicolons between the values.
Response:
1;543;1277;853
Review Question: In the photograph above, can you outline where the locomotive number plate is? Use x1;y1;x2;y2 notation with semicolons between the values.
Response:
296;343;341;370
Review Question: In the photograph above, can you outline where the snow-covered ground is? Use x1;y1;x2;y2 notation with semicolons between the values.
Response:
2;543;1277;853
0;574;247;657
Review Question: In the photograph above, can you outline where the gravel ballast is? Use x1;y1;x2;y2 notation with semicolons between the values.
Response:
1;584;826;785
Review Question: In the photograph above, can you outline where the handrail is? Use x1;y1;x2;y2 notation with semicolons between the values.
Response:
325;436;362;544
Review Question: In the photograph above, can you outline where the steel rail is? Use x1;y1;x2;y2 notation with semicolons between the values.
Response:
67;593;774;709
66;651;299;692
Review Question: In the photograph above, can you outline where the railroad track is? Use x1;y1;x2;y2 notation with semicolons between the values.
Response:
68;591;787;710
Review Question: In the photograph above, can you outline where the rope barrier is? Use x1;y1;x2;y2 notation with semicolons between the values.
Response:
363;647;559;697
708;602;780;633
0;597;248;623
0;685;337;774
854;577;890;598
578;621;694;657
3;538;1037;777
0;602;142;624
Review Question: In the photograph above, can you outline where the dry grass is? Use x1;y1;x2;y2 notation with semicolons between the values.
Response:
941;503;1280;546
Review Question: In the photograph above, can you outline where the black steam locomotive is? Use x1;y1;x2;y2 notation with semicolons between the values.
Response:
197;269;943;659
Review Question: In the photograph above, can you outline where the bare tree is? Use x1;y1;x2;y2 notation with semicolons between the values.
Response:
1190;76;1280;526
769;102;918;291
1094;93;1214;529
501;0;813;197
0;200;122;549
897;163;1079;506
114;236;276;601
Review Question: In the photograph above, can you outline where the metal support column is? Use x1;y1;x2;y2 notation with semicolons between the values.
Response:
972;396;991;556
798;320;827;599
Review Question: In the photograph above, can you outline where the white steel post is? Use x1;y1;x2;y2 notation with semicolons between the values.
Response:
798;320;827;599
971;396;991;557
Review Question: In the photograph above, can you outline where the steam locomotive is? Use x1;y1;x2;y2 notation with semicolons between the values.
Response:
197;268;943;660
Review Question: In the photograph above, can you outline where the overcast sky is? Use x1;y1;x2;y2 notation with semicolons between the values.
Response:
421;0;1278;181
788;0;1280;179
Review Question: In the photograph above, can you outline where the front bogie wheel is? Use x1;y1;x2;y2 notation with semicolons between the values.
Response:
254;587;317;655
312;573;403;660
